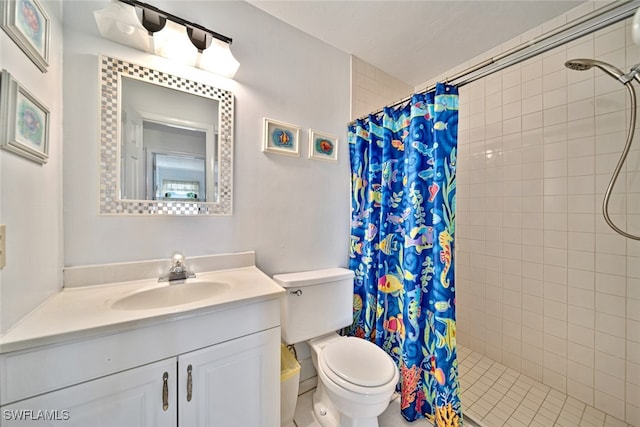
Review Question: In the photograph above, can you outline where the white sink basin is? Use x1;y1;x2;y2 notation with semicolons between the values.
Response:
110;280;232;310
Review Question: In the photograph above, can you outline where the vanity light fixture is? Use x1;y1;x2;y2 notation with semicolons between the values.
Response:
93;0;240;78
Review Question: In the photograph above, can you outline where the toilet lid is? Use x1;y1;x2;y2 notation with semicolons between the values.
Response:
322;337;397;387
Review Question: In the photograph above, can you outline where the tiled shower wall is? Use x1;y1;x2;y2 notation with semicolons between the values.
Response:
454;11;640;426
348;3;640;425
350;56;412;120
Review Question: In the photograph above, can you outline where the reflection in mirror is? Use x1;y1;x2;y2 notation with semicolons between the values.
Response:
120;76;218;202
100;55;233;215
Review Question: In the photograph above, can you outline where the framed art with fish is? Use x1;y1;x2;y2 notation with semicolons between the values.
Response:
263;117;300;156
308;129;338;162
0;0;50;72
0;69;50;164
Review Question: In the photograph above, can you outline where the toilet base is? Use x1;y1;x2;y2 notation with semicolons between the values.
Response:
312;381;380;427
312;383;339;427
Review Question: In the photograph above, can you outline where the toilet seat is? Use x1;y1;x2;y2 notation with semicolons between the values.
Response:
319;337;397;392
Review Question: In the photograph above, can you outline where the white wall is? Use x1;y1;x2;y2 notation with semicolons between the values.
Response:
62;1;351;277
0;1;64;333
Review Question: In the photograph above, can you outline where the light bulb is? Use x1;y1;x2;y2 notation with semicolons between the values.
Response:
198;38;240;78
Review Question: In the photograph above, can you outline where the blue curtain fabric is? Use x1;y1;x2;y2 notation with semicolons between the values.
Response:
347;83;461;425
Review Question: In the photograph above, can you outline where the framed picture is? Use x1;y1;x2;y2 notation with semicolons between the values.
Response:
0;69;50;164
308;129;338;162
263;118;300;156
1;0;50;72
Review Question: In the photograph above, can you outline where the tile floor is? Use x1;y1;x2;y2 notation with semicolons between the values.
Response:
458;345;633;427
294;344;634;427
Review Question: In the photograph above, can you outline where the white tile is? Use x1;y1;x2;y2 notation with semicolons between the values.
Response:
596;233;627;255
594;26;626;56
569;287;595;310
568;268;595;291
544;123;568;144
626;403;640;427
545;141;568;161
595;253;626;276
568;157;595;177
568;342;594;367
544;265;568;285
544;248;568;269
545;177;569;195
568;250;595;271
544;229;568;249
569;98;595;121
568;175;595;195
628;319;640;345
543;367;567;393
568;323;595;348
544;298;568;321
567;360;594;387
629;340;640;365
568;213;596;233
545;160;568;179
568;305;594;328
594;390;625;421
595;312;625;339
626;361;640;387
595;90;626;116
594;351;626;381
595;111;627;136
594;331;625;357
567;378;594;406
544;105;569;127
629;278;640;301
544;87;568;110
595;292;625;316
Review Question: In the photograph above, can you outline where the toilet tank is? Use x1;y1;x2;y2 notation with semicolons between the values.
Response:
274;268;355;344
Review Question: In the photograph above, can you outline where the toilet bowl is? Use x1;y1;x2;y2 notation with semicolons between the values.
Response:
274;268;399;427
309;334;399;427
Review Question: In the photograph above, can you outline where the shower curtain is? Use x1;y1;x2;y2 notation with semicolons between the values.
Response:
347;83;461;426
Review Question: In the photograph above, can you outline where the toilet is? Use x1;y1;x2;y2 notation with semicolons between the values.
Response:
274;268;399;427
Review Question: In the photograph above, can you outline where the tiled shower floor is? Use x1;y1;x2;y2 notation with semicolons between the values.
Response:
294;344;634;427
457;345;633;427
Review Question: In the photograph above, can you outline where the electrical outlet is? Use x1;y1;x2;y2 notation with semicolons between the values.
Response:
0;224;5;269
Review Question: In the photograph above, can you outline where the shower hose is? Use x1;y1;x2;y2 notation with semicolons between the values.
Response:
603;80;640;240
565;58;640;240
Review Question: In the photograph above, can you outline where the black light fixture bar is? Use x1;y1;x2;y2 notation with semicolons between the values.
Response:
117;0;233;46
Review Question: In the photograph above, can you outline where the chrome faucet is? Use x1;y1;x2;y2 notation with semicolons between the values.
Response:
159;253;196;283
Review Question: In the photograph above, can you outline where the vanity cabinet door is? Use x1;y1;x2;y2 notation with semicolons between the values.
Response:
1;358;176;427
178;327;280;427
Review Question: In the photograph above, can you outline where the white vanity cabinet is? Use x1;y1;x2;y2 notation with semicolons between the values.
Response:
0;298;281;427
178;328;279;426
2;358;177;427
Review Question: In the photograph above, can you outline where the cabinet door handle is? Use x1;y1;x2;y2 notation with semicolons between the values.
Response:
162;372;169;411
186;364;193;402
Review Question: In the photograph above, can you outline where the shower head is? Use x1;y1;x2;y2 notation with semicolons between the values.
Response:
565;59;594;71
565;58;627;82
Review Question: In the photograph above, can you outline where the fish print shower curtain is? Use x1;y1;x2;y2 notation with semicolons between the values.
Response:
347;83;461;426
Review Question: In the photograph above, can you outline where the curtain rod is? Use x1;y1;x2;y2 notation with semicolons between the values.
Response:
350;0;640;125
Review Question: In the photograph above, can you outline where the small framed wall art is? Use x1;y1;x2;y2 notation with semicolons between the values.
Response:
263;118;300;156
308;129;338;162
0;69;50;164
0;0;50;72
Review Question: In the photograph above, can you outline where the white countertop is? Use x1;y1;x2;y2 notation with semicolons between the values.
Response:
0;266;284;354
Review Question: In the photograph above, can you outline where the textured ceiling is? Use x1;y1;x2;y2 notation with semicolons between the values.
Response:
248;1;589;86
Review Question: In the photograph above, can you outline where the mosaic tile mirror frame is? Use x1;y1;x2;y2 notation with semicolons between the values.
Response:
99;55;234;215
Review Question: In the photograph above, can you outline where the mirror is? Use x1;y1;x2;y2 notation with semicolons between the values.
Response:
120;77;217;203
99;55;233;215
